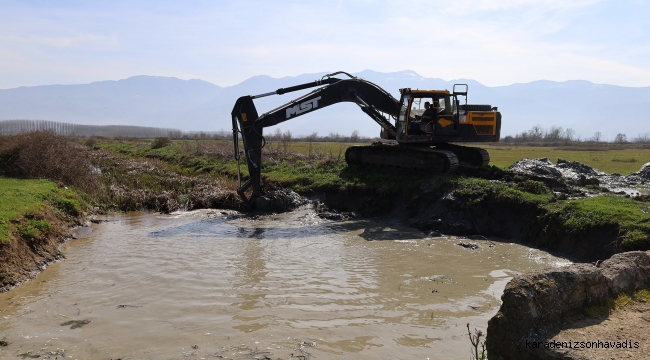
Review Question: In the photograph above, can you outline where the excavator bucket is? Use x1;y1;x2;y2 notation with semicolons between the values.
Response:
231;96;263;207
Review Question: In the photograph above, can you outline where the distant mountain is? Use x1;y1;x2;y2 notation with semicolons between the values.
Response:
1;71;649;140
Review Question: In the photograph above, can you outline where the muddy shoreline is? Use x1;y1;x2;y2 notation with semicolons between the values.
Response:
318;160;650;262
0;216;93;293
4;158;648;293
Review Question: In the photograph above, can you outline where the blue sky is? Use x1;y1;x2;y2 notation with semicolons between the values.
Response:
1;0;649;89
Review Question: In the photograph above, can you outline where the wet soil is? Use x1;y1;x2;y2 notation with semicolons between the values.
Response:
0;209;90;293
0;209;570;359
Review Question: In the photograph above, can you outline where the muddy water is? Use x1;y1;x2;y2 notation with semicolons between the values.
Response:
0;209;571;359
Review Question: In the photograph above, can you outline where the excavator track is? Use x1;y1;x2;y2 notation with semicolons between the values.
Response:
345;143;459;174
434;143;490;167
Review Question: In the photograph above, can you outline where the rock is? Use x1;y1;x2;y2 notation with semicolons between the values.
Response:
629;162;650;180
317;211;357;221
510;158;650;190
509;158;563;179
457;241;479;250
486;250;650;360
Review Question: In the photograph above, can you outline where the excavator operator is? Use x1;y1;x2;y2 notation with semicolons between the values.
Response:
421;101;436;121
410;101;436;135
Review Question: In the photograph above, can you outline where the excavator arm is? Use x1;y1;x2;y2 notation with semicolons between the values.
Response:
231;72;399;208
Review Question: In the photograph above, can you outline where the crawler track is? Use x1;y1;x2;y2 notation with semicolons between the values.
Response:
345;143;459;173
434;143;490;167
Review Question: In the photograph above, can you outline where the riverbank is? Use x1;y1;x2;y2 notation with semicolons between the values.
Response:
2;134;650;292
87;138;650;262
0;177;91;292
486;250;650;360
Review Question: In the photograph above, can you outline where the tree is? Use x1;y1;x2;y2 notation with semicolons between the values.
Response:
306;131;319;142
633;132;650;143
350;130;360;142
614;133;628;143
592;131;602;142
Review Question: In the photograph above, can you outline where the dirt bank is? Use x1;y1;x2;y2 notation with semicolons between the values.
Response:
486;250;650;360
0;209;89;293
316;160;650;262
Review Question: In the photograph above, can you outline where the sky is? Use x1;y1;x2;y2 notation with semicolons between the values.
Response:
1;0;649;89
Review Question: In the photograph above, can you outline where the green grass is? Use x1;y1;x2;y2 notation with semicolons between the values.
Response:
544;196;650;249
0;178;54;242
0;177;88;243
454;176;553;207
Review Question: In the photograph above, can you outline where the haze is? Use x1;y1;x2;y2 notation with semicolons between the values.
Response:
2;0;649;89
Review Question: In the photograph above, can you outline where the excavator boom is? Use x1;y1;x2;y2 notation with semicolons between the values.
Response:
231;71;501;209
232;73;399;206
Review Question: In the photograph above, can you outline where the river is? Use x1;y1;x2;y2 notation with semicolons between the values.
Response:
0;208;571;359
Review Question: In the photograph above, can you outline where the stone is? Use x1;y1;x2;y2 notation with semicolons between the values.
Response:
486;250;650;360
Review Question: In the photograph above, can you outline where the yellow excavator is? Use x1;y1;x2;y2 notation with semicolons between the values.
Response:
231;71;501;207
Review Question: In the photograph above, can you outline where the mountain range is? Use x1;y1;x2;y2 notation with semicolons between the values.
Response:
2;70;649;140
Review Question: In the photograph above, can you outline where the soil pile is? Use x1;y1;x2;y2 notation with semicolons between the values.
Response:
255;190;310;213
509;158;650;189
486;250;650;360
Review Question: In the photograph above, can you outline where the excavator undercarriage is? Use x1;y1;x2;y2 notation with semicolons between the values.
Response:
231;71;501;208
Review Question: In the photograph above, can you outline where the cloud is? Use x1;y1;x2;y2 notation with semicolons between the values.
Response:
0;0;648;88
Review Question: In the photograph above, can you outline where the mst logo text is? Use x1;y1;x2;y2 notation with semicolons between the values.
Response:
286;97;321;119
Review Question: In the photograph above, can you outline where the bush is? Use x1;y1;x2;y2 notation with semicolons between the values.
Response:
151;137;172;149
0;131;101;195
84;137;98;147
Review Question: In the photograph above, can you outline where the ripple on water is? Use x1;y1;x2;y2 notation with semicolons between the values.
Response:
0;209;571;359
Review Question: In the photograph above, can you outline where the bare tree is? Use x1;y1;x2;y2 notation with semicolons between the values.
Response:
528;125;544;140
306;131;319;142
614;133;628;143
633;132;650;143
592;131;602;142
281;129;292;151
544;126;563;142
350;130;360;142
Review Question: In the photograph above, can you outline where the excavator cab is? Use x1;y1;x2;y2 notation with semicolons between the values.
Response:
231;71;501;208
396;86;500;144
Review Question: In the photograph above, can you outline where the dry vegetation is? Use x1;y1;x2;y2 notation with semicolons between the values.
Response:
0;132;101;195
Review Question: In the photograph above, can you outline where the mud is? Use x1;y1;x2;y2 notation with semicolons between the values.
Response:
0;210;570;360
0;208;91;293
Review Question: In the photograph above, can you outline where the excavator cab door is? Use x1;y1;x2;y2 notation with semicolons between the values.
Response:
434;94;458;136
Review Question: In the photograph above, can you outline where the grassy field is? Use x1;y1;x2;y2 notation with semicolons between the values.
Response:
93;138;650;175
0;177;87;243
482;144;650;175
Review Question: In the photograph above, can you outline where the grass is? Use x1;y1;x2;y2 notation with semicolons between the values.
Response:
0;177;88;243
584;289;650;318
2;135;649;253
544;196;650;250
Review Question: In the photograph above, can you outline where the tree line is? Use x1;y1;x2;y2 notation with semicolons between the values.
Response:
6;119;647;145
0;119;182;138
502;125;650;145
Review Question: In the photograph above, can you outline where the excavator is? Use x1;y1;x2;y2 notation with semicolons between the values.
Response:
231;71;501;208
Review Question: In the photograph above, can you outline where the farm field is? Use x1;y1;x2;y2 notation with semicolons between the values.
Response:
262;141;650;175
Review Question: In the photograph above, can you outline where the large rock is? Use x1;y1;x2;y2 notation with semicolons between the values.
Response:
487;251;650;360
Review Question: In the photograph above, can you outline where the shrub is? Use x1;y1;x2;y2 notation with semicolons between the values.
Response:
0;131;101;195
151;137;172;149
